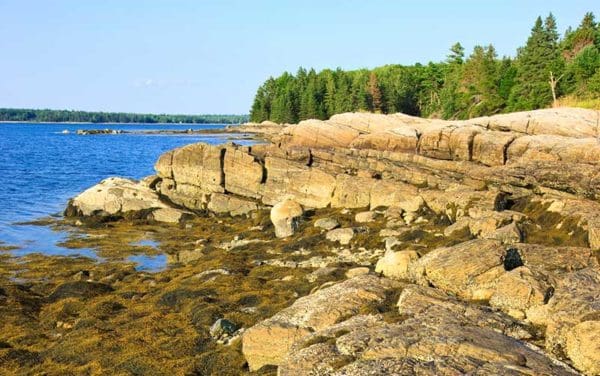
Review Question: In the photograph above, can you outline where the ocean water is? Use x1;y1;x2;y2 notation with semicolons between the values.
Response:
0;122;251;266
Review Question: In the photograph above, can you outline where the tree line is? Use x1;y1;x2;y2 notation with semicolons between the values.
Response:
250;12;600;123
0;108;249;124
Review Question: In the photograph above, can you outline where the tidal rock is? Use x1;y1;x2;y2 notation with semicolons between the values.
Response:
420;188;505;221
409;239;506;300
565;320;600;376
279;285;576;376
242;275;400;370
314;217;340;231
325;228;356;245
270;199;303;238
65;177;168;217
530;268;600;367
345;267;370;278
375;249;419;280
489;266;551;319
149;207;194;223
48;281;113;302
210;318;239;339
354;211;376;223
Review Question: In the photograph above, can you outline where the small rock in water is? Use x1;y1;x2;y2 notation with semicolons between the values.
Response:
314;217;340;231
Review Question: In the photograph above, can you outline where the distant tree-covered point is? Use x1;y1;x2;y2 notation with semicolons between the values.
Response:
250;12;600;123
0;108;249;124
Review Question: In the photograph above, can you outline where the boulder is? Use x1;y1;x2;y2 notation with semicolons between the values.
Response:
168;143;225;192
270;199;303;238
241;275;400;370
345;267;370;278
209;319;239;340
355;211;376;223
314;218;340;231
489;266;551;319
326;228;356;245
409;239;505;301
65;177;168;217
375;249;419;280
530;268;600;366
565;320;600;376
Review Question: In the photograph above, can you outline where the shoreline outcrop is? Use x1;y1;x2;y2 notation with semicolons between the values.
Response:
64;107;600;375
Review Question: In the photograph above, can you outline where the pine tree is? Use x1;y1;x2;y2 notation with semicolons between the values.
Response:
508;15;563;110
447;42;465;65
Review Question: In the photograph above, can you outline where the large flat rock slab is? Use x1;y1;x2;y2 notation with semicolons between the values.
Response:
241;275;400;371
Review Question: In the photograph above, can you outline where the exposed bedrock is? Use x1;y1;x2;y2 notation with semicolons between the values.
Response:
64;108;600;375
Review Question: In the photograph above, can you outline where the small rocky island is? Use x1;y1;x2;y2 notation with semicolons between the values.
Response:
3;108;600;375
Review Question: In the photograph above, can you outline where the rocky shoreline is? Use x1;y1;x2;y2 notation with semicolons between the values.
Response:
2;107;600;375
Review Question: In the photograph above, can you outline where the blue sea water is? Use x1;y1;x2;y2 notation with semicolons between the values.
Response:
0;122;250;267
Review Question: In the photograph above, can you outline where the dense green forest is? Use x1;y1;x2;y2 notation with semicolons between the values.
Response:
0;108;248;124
250;12;600;123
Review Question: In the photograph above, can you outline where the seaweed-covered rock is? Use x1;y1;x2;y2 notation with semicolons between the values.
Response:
48;281;113;302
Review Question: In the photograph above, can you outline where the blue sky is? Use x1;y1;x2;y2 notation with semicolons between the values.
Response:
0;1;597;114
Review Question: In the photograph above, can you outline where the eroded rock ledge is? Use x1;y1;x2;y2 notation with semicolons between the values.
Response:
65;108;600;375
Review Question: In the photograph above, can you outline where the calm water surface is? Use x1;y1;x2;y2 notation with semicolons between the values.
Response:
0;122;251;268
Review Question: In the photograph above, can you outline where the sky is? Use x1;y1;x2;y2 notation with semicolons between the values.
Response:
0;1;597;115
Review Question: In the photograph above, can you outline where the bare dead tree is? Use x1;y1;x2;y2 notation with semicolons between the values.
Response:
549;71;564;108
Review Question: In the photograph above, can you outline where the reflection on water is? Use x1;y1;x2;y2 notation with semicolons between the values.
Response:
8;224;97;259
130;239;159;248
128;254;168;272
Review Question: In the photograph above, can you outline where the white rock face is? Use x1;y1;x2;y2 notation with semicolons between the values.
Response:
67;177;168;216
270;199;303;238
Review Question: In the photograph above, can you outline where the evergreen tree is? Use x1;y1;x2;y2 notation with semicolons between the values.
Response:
447;42;465;64
508;15;563;110
249;11;599;122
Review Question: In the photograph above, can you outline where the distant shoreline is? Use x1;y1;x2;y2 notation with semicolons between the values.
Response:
0;121;237;125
